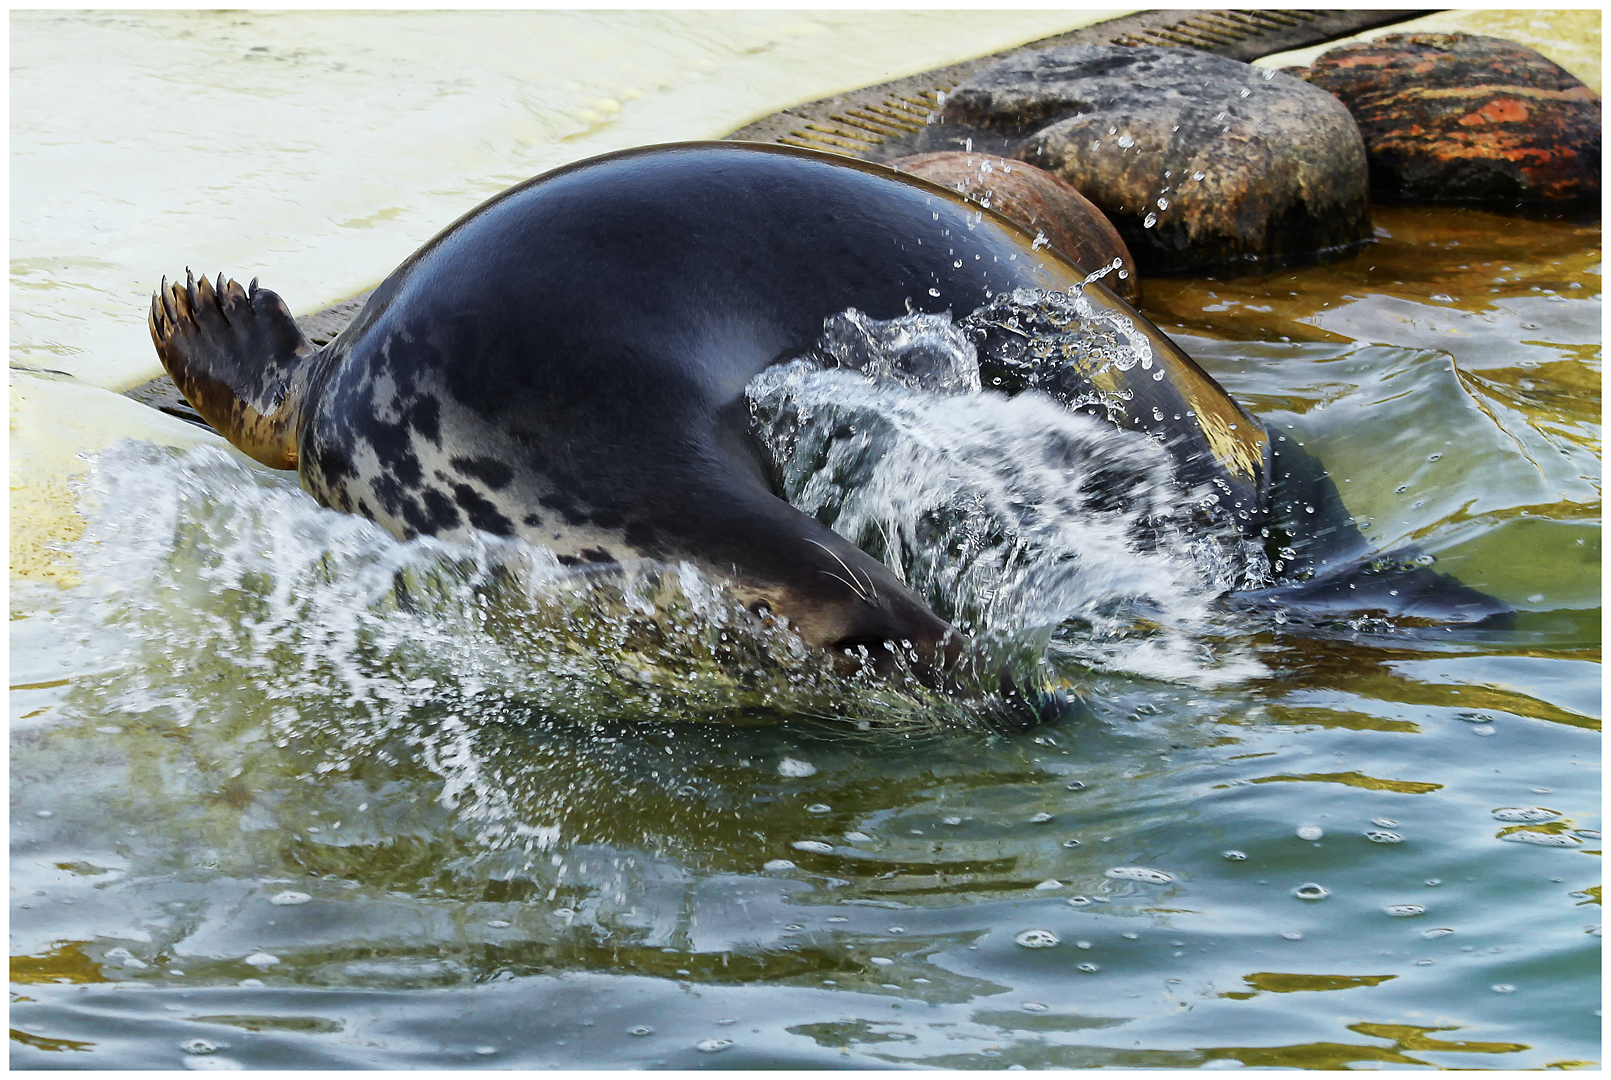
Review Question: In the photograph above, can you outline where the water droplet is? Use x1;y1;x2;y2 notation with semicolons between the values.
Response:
870;957;894;966
763;859;797;872
1034;879;1063;891
1021;1001;1049;1012
844;831;873;842
1030;812;1054;824
1223;850;1247;861
1067;896;1091;907
1077;962;1100;973
1296;825;1324;841
1292;883;1329;901
242;952;280;969
791;840;834;854
1472;726;1496;736
1384;904;1426;917
1142;212;1158;229
1105;867;1173;884
1015;929;1060;949
1156;197;1169;211
1065;780;1086;791
486;919;511;929
1491;983;1516;994
943;816;963;826
1192;171;1205;181
953;260;963;269
826;916;848;923
629;1026;655;1037
927;287;941;297
1365;831;1403;844
180;1039;220;1055
1492;806;1560;822
1075;940;1092;950
1372;818;1399;827
806;803;831;814
1238;87;1251;98
35;810;53;819
1117;134;1135;149
777;758;816;778
695;1038;735;1053
1422;927;1455;939
269;891;311;906
1062;839;1083;849
1281;931;1303;940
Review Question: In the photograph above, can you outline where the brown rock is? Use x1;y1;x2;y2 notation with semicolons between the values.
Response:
1299;32;1601;205
889;152;1141;304
915;45;1371;276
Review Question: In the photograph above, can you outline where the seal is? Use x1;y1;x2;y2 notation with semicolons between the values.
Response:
154;142;1489;680
151;142;1277;676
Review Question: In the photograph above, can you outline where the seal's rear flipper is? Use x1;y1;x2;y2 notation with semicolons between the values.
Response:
149;271;312;470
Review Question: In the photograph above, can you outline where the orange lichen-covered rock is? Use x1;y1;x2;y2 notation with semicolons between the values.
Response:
889;152;1141;304
1299;33;1600;205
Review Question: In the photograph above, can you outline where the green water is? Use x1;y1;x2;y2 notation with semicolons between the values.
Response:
10;202;1599;1069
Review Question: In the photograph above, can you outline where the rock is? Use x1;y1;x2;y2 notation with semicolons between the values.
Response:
915;45;1370;276
1298;33;1600;206
889;152;1141;304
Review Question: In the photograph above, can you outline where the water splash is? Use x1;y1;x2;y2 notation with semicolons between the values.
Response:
753;300;1265;686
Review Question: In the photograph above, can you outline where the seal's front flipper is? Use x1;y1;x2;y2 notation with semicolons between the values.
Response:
149;271;312;470
1238;549;1513;626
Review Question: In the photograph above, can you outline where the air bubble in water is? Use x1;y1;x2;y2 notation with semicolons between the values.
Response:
791;840;834;854
1372;818;1398;827
1365;831;1403;844
1067;896;1091;907
806;803;831;814
1105;867;1172;884
1491;984;1516;994
1223;850;1247;860
1077;962;1100;973
1296;825;1323;841
1030;812;1054;823
777;758;816;777
1015;929;1060;948
487;919;511;928
1062;838;1083;848
628;1026;654;1036
1472;726;1496;736
1492;807;1560;822
1500;830;1581;847
1021;1001;1049;1012
269;891;311;906
696;1038;734;1053
1384;904;1425;917
763;859;796;872
1035;879;1063;891
242;952;280;969
1422;927;1454;939
1281;931;1302;940
1292;883;1329;901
